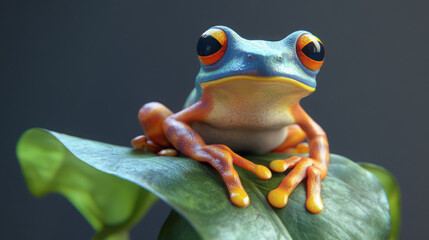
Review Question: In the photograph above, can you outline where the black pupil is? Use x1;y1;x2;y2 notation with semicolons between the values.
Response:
301;41;325;61
197;35;222;56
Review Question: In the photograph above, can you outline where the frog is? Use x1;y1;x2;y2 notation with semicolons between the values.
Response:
131;26;329;214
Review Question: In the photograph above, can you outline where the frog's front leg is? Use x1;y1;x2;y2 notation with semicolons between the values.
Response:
163;98;272;207
268;104;329;214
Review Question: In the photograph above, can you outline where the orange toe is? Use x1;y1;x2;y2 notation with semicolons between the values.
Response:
268;188;288;208
255;165;272;179
230;187;250;207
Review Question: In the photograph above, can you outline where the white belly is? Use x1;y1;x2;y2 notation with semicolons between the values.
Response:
192;77;311;153
190;122;289;154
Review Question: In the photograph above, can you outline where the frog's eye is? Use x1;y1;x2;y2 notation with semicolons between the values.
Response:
296;34;325;71
197;28;228;66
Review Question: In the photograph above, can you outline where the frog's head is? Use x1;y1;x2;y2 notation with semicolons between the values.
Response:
194;26;325;100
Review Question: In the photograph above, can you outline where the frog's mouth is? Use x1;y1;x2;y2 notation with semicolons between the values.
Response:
200;75;315;92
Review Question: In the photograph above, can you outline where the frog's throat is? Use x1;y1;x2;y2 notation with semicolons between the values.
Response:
200;75;315;92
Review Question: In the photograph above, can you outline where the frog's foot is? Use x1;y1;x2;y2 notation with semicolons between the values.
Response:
131;135;178;156
193;145;251;207
194;144;272;207
268;156;326;213
131;135;160;152
283;142;309;154
215;144;272;180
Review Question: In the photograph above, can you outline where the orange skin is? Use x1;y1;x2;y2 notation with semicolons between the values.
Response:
132;93;329;213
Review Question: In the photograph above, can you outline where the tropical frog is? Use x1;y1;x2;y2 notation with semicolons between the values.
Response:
132;26;329;214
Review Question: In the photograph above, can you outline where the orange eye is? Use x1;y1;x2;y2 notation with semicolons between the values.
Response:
197;28;228;66
296;34;325;71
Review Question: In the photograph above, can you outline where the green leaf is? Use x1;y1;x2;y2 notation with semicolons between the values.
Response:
17;129;158;240
158;210;201;240
17;128;391;239
360;163;401;240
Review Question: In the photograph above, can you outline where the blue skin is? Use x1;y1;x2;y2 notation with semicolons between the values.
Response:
189;26;320;104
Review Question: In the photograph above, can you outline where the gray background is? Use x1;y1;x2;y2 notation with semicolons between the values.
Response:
1;0;428;239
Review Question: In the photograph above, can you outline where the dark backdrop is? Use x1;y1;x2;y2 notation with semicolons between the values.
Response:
2;0;428;239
